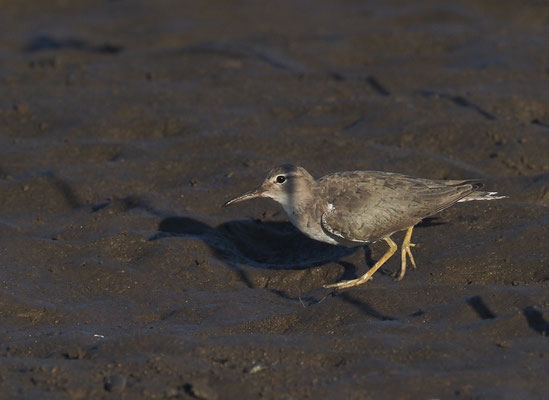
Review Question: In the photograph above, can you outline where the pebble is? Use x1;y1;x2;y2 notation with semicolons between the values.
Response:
13;103;28;114
496;340;512;349
103;374;126;392
64;346;85;360
245;364;266;374
184;382;218;400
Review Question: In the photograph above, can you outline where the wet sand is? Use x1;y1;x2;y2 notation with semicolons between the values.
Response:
1;0;549;398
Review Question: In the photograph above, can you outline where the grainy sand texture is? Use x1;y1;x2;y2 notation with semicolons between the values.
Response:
1;0;549;398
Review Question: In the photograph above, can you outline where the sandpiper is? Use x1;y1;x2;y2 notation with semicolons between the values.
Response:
223;165;505;290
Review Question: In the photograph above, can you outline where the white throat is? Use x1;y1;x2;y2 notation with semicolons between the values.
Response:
269;191;339;245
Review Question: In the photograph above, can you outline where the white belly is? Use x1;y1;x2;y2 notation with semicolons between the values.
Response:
283;204;340;245
299;224;340;245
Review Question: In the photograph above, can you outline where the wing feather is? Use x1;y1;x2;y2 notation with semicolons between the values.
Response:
318;174;481;243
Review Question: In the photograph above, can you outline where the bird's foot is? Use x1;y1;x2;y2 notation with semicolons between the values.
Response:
405;242;417;269
396;242;417;281
323;275;373;290
325;236;398;289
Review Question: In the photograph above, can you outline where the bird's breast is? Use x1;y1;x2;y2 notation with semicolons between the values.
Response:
283;202;339;245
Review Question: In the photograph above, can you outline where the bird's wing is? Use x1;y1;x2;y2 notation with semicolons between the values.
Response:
320;186;401;243
409;179;483;214
320;175;481;243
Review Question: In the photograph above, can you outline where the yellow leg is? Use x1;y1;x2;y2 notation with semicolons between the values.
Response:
397;226;417;281
324;236;398;290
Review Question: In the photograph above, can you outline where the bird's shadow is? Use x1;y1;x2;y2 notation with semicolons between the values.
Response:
416;217;445;228
149;215;446;277
150;216;358;270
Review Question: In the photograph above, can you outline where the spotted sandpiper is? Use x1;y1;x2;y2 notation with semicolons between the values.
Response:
223;165;506;290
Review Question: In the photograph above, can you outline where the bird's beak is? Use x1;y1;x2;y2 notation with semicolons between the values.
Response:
222;187;264;207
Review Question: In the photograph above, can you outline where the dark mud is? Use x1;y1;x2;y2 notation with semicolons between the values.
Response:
1;0;549;398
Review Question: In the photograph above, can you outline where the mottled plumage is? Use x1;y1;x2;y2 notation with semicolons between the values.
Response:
223;165;505;289
318;171;484;245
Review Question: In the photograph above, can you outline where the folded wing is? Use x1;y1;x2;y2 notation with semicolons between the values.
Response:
320;174;482;244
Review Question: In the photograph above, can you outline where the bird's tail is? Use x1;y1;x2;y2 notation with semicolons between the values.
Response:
458;191;507;202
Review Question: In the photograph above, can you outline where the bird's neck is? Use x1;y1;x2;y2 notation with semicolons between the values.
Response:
278;184;317;223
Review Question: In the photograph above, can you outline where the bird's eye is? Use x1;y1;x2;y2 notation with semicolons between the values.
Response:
276;175;286;184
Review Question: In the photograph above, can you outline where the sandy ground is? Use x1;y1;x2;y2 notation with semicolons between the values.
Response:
1;0;549;398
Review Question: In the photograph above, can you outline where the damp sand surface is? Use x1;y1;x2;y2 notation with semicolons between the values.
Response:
1;1;549;398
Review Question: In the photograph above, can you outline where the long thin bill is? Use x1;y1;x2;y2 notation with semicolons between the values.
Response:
222;188;262;207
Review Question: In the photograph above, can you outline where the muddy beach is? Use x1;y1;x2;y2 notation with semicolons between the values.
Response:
1;0;549;398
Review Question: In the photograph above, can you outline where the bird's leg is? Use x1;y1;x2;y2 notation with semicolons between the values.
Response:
324;237;398;289
397;226;417;281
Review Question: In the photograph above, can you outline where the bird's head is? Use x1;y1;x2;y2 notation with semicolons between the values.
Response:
223;164;315;208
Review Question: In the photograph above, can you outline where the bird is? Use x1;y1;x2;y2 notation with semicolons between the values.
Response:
223;165;506;290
